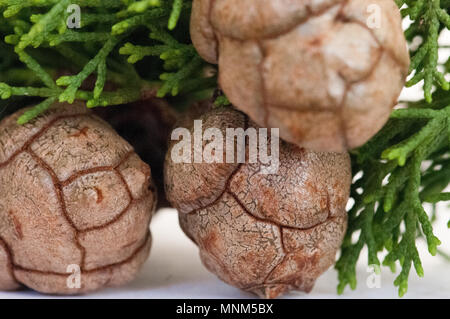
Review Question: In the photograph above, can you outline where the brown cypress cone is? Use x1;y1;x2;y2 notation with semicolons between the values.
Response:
190;0;410;152
164;106;351;298
0;101;155;294
94;97;178;209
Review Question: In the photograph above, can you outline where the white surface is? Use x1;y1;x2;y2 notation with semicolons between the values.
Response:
0;207;449;299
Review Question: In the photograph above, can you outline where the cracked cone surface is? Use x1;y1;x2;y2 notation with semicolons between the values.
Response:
0;102;155;294
191;0;410;152
165;107;351;298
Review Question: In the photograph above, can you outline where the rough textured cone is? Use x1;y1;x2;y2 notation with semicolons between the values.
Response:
94;97;178;209
166;107;351;298
0;101;155;294
190;0;410;152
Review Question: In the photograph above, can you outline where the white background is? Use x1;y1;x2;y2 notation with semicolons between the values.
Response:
0;19;449;301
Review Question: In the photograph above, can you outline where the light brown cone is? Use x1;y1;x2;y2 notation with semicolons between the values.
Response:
165;107;351;298
0;101;156;294
190;0;410;152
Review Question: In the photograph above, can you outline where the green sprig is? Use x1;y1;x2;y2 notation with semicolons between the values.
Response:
56;36;120;104
168;0;183;30
400;0;450;102
336;101;450;297
17;96;57;124
0;0;212;123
